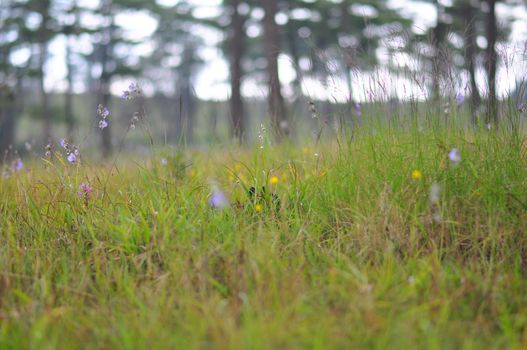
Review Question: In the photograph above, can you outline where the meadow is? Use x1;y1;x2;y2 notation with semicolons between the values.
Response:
1;112;527;349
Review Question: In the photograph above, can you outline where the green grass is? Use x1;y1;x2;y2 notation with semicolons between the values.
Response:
1;125;527;349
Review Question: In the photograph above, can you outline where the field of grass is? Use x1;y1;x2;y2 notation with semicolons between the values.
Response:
1;123;527;349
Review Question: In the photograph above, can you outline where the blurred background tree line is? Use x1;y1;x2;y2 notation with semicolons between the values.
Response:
0;0;525;159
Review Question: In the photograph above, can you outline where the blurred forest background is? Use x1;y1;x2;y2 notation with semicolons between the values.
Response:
1;0;526;159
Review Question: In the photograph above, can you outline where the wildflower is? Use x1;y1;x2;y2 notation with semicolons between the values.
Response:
443;104;450;116
130;113;139;130
355;102;362;117
12;158;23;172
67;153;77;164
270;175;279;185
209;189;228;209
456;93;465;106
45;143;52;157
255;204;263;212
121;82;141;101
77;182;93;198
100;107;109;118
411;169;422;180
518;103;526;113
257;124;266;149
448;148;461;166
309;100;318;119
429;182;441;204
97;105;109;129
77;182;93;205
60;139;68;149
279;120;289;133
98;119;108;129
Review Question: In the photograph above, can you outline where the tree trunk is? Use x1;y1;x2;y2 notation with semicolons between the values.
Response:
0;86;16;158
175;43;196;145
285;18;303;103
64;2;79;140
35;0;52;144
98;6;113;158
97;0;114;158
174;89;183;143
486;0;498;124
229;0;246;144
65;35;75;140
340;0;358;125
262;0;287;138
38;39;51;144
181;80;194;145
462;3;481;125
431;1;446;104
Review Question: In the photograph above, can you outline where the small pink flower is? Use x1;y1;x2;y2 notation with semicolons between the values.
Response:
77;182;93;205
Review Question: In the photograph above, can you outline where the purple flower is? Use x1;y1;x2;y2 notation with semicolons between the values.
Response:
354;102;362;117
60;139;67;149
13;158;23;171
208;189;228;209
77;182;93;205
448;148;461;166
121;82;141;101
96;105;110;129
456;93;464;106
67;153;77;164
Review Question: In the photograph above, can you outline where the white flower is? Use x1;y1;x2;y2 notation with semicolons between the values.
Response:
429;182;441;205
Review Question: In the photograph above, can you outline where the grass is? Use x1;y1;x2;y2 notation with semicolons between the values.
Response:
1;121;527;349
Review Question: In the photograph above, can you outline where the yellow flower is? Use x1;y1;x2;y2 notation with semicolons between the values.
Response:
255;204;263;212
270;176;279;185
411;169;422;180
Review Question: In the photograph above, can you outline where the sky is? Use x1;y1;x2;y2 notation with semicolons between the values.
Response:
37;0;527;102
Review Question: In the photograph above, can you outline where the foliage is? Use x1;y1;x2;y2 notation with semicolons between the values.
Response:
1;112;526;348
